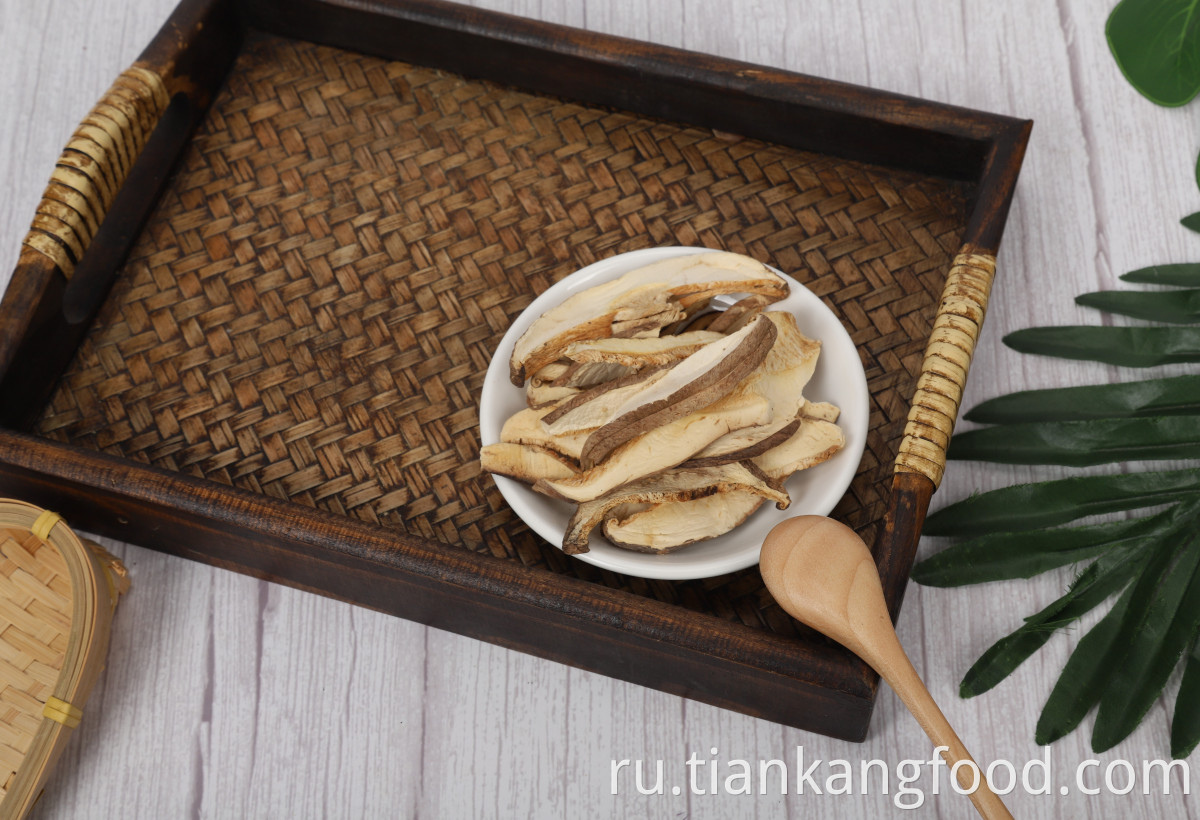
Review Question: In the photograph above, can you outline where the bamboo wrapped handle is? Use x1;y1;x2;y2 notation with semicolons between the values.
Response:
20;64;169;279
894;246;997;488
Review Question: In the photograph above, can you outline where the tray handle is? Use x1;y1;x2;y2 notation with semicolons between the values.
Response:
20;64;170;279
894;245;996;488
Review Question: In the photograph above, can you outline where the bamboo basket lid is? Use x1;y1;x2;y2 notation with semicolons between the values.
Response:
0;500;128;820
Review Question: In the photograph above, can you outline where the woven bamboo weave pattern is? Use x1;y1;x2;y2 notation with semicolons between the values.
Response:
34;33;969;635
0;528;70;800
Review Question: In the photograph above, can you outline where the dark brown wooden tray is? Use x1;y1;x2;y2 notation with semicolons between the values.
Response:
0;0;1029;740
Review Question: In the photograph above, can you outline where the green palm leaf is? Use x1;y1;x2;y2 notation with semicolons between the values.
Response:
963;375;1200;423
1036;580;1142;745
1034;509;1200;744
960;545;1153;698
1171;636;1200;758
1122;263;1200;285
1076;288;1200;323
922;468;1200;537
1004;326;1200;366
947;416;1200;466
1092;528;1200;751
914;504;1188;587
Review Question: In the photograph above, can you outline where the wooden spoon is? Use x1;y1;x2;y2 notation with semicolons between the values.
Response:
760;515;1013;820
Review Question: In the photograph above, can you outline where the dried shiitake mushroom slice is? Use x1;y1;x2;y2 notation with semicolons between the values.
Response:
480;442;579;484
752;419;846;481
534;392;773;503
562;462;789;554
559;330;724;369
500;405;590;461
725;311;821;420
602;490;767;553
550;360;637;389
542;364;674;436
683;418;802;468
508;251;788;385
801;401;840;423
706;294;772;334
578;315;777;469
526;383;580;409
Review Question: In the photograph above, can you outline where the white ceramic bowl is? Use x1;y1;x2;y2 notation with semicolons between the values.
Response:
479;247;869;580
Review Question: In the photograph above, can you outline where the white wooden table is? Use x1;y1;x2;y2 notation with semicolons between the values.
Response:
1;1;1197;817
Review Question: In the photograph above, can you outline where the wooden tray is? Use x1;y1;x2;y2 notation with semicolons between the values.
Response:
0;0;1029;740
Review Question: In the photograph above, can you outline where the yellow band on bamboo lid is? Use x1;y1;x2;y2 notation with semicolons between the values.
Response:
31;511;63;542
43;697;82;729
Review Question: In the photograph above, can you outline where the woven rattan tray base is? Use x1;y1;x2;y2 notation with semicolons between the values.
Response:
33;31;968;639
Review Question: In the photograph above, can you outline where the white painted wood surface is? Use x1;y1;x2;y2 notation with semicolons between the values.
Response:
0;0;1197;816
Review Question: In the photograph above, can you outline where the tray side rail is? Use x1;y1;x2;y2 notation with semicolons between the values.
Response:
876;123;1032;621
0;428;878;741
248;0;1004;182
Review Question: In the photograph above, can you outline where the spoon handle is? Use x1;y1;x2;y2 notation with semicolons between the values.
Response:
871;634;1014;820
